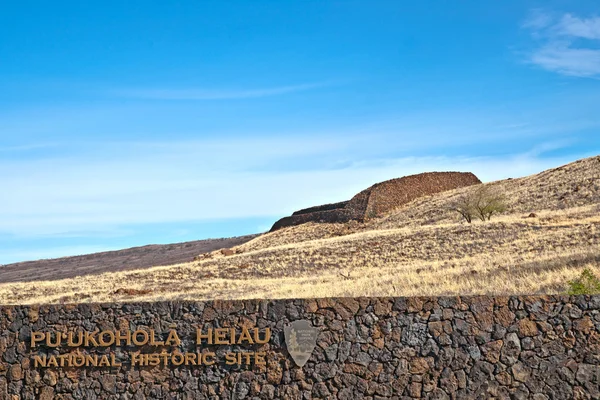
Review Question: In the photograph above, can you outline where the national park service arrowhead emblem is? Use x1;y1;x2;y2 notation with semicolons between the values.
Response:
284;320;318;367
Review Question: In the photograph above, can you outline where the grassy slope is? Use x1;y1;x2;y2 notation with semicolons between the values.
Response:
1;155;598;304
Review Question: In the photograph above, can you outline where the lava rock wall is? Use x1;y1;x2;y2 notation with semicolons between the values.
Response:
270;172;481;232
1;295;599;399
349;172;481;220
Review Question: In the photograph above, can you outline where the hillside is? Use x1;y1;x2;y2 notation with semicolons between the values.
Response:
0;155;598;304
0;234;258;283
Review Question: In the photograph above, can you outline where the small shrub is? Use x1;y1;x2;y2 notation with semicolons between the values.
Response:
449;186;507;223
472;187;507;221
450;193;476;223
567;268;600;295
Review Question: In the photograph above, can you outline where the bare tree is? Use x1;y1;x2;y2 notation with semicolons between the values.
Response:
450;193;475;223
472;186;507;221
450;186;507;223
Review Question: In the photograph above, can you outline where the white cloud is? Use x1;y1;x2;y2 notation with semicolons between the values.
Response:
531;42;600;77
523;11;600;77
558;14;600;40
113;82;328;100
522;9;553;30
0;137;583;238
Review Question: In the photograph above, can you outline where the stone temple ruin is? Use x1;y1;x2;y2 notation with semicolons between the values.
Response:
270;171;481;232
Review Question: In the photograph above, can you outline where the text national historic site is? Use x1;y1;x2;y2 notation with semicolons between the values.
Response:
29;327;271;369
1;297;599;398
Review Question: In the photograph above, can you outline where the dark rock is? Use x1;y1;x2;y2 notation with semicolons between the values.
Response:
0;295;597;399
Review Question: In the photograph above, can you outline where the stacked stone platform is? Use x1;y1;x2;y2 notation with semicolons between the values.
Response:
270;172;481;232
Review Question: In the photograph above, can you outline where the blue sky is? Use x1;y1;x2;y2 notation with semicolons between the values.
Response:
1;1;600;264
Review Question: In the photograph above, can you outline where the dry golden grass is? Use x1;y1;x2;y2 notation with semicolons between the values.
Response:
0;155;599;304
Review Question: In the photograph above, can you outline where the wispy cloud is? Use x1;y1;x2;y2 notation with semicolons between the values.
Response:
522;9;553;31
557;13;600;40
0;143;58;152
0;135;583;240
522;10;600;77
113;82;328;100
531;43;600;77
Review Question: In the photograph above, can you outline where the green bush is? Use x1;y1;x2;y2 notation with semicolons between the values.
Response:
567;268;600;295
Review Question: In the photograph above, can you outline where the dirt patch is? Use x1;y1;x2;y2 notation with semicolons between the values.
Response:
113;288;152;296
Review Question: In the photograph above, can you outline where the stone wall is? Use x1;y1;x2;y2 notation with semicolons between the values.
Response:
352;172;481;219
1;295;599;399
269;209;355;232
292;202;350;216
270;172;481;232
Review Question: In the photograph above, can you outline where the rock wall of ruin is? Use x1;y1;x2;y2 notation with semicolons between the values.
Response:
270;172;481;232
355;172;482;219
